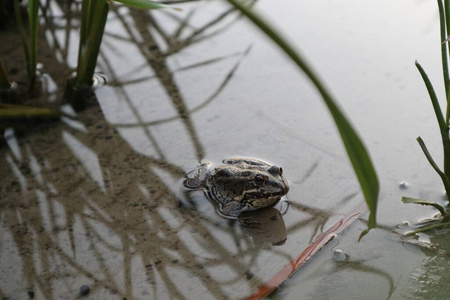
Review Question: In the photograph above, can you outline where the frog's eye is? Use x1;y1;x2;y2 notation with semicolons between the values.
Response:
268;165;283;176
254;175;266;185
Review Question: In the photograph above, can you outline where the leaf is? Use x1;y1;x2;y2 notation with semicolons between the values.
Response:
227;0;379;237
113;0;181;10
402;196;447;216
415;61;450;179
405;221;450;236
416;137;450;197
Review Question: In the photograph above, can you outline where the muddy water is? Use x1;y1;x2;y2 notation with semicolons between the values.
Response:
1;0;450;299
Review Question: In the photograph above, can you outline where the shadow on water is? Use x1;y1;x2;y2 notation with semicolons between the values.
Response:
1;1;366;299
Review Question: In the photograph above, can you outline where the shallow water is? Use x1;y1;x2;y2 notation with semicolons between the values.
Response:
1;0;450;299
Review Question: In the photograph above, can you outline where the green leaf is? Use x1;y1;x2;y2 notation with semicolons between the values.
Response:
27;0;39;88
402;196;447;216
415;61;450;178
13;0;30;74
405;221;450;236
438;0;449;98
227;0;379;237
113;0;181;10
416;137;450;196
415;61;447;134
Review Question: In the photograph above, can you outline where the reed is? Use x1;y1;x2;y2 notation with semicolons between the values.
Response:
66;0;179;111
13;0;39;91
401;0;450;229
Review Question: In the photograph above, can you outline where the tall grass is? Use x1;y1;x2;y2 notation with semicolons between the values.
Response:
401;0;450;230
227;0;379;239
13;0;39;91
66;0;179;111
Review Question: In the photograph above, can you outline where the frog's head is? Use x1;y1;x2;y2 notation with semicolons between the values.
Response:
208;158;289;215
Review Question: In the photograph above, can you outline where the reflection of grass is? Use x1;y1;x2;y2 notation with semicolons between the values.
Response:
402;0;450;230
227;0;379;240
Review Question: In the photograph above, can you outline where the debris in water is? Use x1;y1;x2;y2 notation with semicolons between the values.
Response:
79;285;90;296
399;181;408;189
332;249;347;262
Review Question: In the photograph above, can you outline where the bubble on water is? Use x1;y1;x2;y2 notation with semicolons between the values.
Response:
399;181;408;189
93;73;108;88
332;249;347;262
396;221;411;229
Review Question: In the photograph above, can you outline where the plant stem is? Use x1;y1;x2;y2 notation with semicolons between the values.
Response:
417;137;450;197
14;0;30;67
0;57;12;89
438;0;449;98
415;61;450;180
28;0;39;90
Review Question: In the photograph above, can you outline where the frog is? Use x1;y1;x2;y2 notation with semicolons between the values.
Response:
183;158;289;217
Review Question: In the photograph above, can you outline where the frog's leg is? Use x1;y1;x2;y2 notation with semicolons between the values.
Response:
183;162;210;189
220;201;244;218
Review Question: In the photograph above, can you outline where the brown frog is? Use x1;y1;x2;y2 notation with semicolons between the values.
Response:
184;158;289;217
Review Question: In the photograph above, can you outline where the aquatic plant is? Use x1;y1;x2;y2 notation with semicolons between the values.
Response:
66;0;179;111
13;0;39;92
402;0;450;228
227;0;379;240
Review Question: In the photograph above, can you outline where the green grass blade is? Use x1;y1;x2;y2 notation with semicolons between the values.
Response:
405;221;450;236
445;0;450;43
416;61;450;169
227;0;379;236
28;0;39;88
416;60;447;130
438;0;449;98
77;1;109;85
13;0;30;73
417;136;450;196
76;0;90;72
416;60;450;178
402;196;447;216
113;0;181;10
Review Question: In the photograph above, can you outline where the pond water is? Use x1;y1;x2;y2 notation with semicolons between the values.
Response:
1;0;450;299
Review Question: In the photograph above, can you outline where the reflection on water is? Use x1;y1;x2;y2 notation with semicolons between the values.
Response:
405;230;450;299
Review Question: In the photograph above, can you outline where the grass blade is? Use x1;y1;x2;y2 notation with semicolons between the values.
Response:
402;196;447;216
28;0;39;89
114;0;181;10
227;0;379;236
415;60;450;177
438;0;449;98
416;61;447;130
417;136;450;196
79;1;109;85
405;221;450;236
13;0;30;73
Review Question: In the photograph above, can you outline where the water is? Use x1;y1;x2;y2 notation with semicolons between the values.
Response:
1;0;449;299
